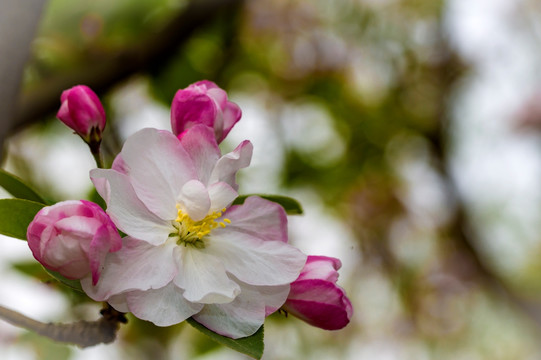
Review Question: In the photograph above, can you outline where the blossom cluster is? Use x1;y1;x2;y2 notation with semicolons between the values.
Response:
27;81;352;339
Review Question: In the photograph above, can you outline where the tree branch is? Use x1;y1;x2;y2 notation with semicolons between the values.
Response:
0;303;126;348
0;0;46;152
12;0;243;134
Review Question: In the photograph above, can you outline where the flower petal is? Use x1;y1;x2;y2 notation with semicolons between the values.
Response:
284;279;352;330
125;283;203;327
65;86;106;132
178;124;220;185
208;182;237;213
91;168;173;245
206;87;228;108
209;140;252;190
81;237;177;300
118;128;197;220
171;90;217;135
208;226;306;286
297;255;342;282
220;101;242;142
284;299;351;330
178;180;211;221
259;284;291;316
107;293;129;313
88;224;120;285
111;154;128;174
221;196;288;243
173;246;240;304
193;283;289;339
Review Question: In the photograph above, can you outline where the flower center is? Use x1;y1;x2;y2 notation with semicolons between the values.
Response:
171;205;230;248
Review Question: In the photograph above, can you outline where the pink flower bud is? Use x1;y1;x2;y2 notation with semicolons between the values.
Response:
171;80;241;143
282;256;353;330
57;85;106;144
27;200;122;286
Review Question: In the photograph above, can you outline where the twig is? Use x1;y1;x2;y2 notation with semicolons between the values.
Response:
0;303;126;348
11;0;243;136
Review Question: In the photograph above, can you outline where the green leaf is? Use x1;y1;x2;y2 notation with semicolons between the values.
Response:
233;194;303;215
0;169;46;203
0;199;45;240
186;318;264;359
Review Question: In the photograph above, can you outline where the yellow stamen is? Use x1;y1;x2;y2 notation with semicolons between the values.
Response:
173;204;231;247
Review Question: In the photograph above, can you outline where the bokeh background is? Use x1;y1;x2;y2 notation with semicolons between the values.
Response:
2;0;541;359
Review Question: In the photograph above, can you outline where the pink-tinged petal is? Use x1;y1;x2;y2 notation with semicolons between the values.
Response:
111;154;128;174
119;128;197;220
178;180;211;221
179;124;220;185
221;196;288;243
206;87;228;108
173;246;240;304
201;82;241;142
209;140;252;190
88;224;122;285
57;101;75;128
90;174;111;204
297;256;342;282
81;237;177;300
284;299;351;330
56;86;106;144
207;228;306;286
193;282;289;338
80;199;123;253
258;284;291;317
27;200;121;283
220;101;242;142
207;182;237;213
91;168;173;245
284;280;352;330
54;259;90;280
170;81;241;144
38;216;100;277
53;215;102;240
193;301;261;339
125;283;203;327
66;86;106;131
107;293;129;313
171;90;217;135
194;80;218;89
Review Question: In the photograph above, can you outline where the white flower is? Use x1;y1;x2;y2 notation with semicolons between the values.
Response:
82;125;306;338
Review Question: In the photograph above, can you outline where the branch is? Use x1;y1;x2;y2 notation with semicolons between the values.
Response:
0;304;126;348
0;0;46;151
12;0;243;134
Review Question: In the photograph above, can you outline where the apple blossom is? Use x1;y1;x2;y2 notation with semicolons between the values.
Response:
171;80;242;143
83;125;307;338
282;256;352;330
57;85;106;145
27;200;122;285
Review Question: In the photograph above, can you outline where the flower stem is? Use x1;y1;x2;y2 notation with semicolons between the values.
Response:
88;140;104;168
92;149;104;169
